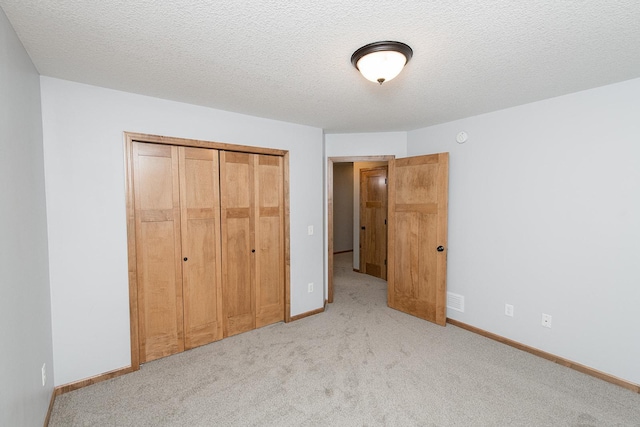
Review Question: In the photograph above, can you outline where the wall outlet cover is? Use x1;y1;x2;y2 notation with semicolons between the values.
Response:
505;304;514;317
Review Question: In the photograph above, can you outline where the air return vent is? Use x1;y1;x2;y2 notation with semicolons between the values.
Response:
447;292;465;312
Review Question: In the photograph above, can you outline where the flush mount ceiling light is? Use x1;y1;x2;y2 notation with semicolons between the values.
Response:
351;41;413;85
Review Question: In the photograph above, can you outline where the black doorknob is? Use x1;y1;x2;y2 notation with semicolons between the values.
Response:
183;257;188;261
436;246;445;252
252;249;256;253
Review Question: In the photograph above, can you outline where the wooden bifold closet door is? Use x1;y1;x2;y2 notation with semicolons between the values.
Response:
220;152;285;337
132;141;285;363
133;142;223;363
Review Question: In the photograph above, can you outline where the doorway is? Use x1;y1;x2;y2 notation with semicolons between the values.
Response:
328;153;449;327
327;156;394;303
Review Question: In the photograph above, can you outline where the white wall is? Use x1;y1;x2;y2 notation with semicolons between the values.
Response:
40;77;325;386
407;78;640;385
0;8;54;426
325;132;407;159
332;163;354;253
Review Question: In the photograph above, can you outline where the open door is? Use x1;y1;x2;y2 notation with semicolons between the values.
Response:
387;153;449;326
359;166;388;280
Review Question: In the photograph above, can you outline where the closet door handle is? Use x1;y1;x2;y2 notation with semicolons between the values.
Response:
183;257;188;261
436;246;444;252
251;249;256;253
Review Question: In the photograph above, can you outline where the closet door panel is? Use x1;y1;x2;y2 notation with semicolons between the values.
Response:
255;155;285;327
133;142;184;363
180;147;223;349
220;152;256;337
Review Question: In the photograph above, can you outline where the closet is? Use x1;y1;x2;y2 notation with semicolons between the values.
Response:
128;135;286;365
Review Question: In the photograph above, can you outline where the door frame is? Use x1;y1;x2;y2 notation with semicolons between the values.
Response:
327;156;394;303
124;132;291;371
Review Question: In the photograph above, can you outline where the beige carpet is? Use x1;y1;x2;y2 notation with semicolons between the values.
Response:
50;252;640;426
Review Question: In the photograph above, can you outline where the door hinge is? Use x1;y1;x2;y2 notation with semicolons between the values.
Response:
384;259;387;265
384;178;387;184
384;219;387;225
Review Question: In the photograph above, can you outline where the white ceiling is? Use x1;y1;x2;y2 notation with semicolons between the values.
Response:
2;1;640;133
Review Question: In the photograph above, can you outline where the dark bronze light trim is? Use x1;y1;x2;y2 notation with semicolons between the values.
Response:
350;41;413;69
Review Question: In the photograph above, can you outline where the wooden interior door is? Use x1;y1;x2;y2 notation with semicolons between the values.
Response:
179;147;223;349
255;155;285;327
359;166;388;279
387;153;449;326
220;151;256;337
133;142;185;362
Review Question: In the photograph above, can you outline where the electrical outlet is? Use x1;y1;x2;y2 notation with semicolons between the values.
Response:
41;363;46;387
505;304;514;317
307;225;314;235
541;313;552;328
308;283;313;293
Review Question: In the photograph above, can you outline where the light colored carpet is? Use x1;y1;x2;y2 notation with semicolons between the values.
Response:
50;252;640;426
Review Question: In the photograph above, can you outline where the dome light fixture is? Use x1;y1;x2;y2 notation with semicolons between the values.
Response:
351;41;413;85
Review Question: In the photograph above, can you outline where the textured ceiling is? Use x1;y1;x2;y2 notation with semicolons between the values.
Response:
2;1;640;133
